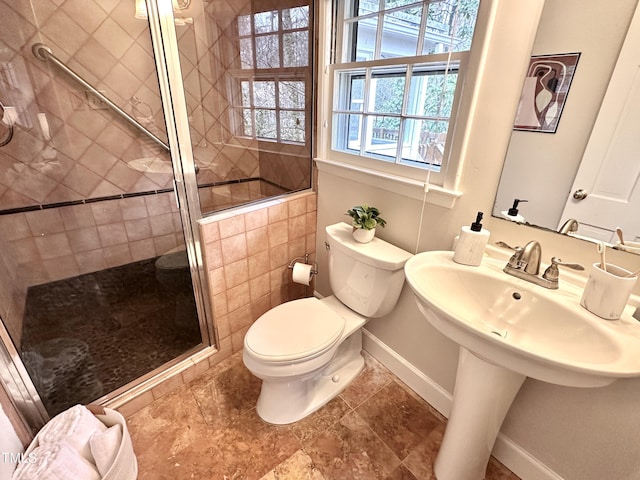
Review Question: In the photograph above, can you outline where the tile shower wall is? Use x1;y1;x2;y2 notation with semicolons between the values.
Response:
0;0;269;213
0;0;307;345
177;6;262;192
197;179;288;213
199;191;317;354
260;151;312;192
192;0;313;198
0;237;21;346
114;190;317;418
0;0;172;209
0;191;184;346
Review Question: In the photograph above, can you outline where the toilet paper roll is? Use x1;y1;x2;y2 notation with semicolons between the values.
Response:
292;262;313;286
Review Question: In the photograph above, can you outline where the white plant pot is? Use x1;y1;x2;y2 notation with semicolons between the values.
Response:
352;227;375;243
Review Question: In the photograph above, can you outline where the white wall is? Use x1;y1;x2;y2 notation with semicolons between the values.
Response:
315;1;640;479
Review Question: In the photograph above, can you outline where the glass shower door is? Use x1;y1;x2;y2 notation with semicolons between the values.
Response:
169;0;314;215
0;0;207;419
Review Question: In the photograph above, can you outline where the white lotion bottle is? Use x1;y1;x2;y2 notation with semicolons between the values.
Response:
453;212;490;266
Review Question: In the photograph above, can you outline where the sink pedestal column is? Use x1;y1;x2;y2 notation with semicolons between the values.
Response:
435;347;526;480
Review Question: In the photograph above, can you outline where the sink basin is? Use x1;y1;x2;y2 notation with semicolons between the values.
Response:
404;249;640;480
405;250;640;388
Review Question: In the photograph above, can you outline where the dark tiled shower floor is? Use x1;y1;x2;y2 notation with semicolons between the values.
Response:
20;258;201;416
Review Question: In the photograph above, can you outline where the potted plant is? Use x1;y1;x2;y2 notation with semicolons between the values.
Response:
346;204;387;243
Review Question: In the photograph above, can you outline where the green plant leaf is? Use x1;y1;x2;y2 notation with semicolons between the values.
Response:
345;204;387;230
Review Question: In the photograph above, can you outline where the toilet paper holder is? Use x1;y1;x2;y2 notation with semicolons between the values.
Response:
288;253;318;276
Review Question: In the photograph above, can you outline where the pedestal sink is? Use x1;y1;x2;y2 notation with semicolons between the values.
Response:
404;249;640;480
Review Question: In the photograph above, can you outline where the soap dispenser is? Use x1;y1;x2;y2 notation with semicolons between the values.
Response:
453;212;490;266
501;199;527;223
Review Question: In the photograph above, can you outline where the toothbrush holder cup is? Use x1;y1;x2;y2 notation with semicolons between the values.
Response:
580;263;638;320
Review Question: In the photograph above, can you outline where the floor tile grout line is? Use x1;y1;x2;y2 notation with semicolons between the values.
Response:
337;376;395;411
350;378;448;478
350;404;406;467
126;349;520;480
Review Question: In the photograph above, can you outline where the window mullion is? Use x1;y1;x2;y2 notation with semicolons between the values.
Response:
416;0;429;55
277;7;284;141
335;51;462;70
279;9;284;70
251;14;258;70
395;119;405;164
374;10;383;60
275;77;281;142
361;68;373;156
250;80;256;138
396;65;414;164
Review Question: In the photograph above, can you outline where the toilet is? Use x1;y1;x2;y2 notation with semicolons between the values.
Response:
243;222;412;424
155;247;197;329
155;247;191;292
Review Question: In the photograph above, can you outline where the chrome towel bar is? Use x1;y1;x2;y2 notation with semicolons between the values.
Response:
32;43;169;152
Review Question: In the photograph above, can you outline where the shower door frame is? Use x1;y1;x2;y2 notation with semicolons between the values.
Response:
145;0;215;348
0;0;217;435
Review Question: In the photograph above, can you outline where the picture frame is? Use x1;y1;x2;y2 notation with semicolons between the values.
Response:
513;52;581;133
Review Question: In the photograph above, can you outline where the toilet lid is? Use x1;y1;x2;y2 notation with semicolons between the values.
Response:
244;297;345;363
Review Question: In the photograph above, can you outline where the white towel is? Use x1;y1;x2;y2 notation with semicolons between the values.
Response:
90;424;122;477
11;442;101;480
36;405;107;464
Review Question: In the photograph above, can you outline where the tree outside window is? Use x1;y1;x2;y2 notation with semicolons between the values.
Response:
332;0;479;170
231;4;311;145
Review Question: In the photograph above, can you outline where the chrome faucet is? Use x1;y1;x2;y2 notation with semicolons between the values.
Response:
502;240;584;289
558;218;579;235
506;240;542;274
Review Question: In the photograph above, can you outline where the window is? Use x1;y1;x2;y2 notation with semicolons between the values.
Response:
230;4;311;145
329;0;479;175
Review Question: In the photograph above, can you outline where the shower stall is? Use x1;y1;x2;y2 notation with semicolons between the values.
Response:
0;0;313;430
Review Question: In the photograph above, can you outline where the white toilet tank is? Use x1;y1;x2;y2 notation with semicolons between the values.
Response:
325;222;413;318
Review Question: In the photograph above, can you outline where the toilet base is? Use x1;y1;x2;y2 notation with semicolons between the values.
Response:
255;330;365;425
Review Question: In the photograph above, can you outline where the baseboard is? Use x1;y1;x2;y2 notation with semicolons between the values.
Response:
362;329;563;480
361;329;453;418
491;435;564;480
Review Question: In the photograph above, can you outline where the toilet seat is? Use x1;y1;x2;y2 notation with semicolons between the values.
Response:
244;297;345;364
155;248;189;270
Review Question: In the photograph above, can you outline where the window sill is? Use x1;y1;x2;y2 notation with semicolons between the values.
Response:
314;157;462;208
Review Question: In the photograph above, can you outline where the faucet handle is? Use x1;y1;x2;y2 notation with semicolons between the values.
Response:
506;246;524;268
550;257;584;270
542;257;585;282
495;240;516;250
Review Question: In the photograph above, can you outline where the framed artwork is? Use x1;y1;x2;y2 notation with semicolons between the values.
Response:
513;52;581;133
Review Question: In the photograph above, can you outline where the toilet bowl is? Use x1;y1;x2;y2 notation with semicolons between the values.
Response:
155;247;191;291
243;222;412;424
155;247;197;329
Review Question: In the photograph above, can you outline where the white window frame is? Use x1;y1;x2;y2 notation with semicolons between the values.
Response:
316;0;496;207
231;75;308;145
227;3;312;148
331;55;466;173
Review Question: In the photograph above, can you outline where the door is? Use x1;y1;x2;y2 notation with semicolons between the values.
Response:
559;2;640;243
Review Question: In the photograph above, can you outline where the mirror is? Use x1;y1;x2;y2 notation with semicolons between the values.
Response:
493;0;640;253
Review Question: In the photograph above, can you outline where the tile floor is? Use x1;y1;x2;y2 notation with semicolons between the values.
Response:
126;351;520;480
